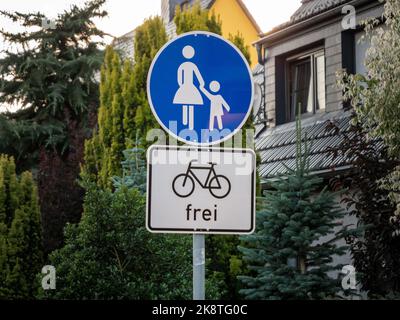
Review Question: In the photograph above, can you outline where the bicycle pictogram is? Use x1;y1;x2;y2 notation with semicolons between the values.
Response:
172;160;231;199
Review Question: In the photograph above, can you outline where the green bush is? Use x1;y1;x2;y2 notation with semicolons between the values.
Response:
0;155;43;299
42;180;192;299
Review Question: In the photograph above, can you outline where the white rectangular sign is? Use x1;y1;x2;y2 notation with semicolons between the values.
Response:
146;145;256;234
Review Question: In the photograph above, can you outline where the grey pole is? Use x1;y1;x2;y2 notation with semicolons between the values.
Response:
193;234;205;300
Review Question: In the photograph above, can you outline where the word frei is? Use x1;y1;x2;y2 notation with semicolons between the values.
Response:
186;204;218;222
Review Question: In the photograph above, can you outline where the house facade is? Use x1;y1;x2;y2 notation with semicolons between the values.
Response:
161;0;262;68
254;0;384;181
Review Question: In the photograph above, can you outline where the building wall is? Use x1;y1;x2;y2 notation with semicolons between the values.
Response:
211;0;260;68
263;4;384;128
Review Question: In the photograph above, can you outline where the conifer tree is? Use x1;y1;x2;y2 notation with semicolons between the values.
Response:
0;0;108;252
0;156;42;299
174;3;222;35
122;60;137;147
82;17;167;187
238;117;354;300
133;17;167;140
229;32;251;66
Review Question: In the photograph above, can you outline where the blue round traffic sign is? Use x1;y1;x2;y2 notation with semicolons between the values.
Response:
147;31;254;145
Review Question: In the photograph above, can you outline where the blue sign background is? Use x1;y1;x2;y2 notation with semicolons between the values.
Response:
147;32;253;145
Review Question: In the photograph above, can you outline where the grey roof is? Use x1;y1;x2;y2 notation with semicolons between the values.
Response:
256;109;354;179
291;0;350;23
266;0;352;34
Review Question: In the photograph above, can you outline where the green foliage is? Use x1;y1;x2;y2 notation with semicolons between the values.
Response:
133;17;167;140
0;0;108;253
0;0;106;161
0;155;43;299
82;17;167;188
339;0;400;156
229;32;251;66
328;115;400;297
122;60;137;145
238;117;354;300
206;235;246;299
112;148;147;193
174;3;222;35
43;147;193;299
82;47;128;188
41;183;191;299
338;0;400;214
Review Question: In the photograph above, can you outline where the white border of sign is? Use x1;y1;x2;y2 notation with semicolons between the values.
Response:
146;145;256;234
146;31;255;146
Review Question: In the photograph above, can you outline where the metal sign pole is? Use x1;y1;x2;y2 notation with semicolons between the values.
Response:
193;234;205;300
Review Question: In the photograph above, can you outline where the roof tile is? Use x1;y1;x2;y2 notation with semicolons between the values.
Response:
255;109;354;179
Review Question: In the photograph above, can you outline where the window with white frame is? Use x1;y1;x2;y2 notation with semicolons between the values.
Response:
286;49;326;123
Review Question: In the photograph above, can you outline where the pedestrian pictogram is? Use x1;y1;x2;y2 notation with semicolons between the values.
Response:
147;31;254;145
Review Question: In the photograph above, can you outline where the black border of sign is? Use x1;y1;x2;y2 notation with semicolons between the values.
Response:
146;145;256;234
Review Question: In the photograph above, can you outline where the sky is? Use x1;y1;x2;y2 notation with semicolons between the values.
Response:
0;0;301;40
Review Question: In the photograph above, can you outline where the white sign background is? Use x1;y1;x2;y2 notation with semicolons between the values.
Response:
147;146;256;234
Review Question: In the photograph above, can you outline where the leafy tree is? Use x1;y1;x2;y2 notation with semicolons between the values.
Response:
327;115;400;297
238;118;354;300
0;155;42;299
338;0;400;214
0;0;107;252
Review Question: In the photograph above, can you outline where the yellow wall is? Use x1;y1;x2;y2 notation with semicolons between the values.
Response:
210;0;260;68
